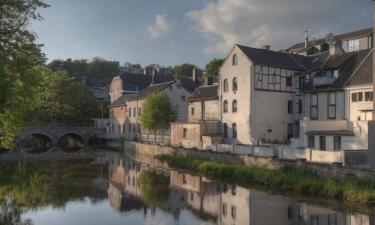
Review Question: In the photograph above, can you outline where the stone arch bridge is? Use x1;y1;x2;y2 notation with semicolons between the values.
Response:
15;127;102;148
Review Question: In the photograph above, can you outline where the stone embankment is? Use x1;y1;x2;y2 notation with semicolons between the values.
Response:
125;141;375;179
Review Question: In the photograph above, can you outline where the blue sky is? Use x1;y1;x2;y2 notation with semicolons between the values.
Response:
32;0;373;68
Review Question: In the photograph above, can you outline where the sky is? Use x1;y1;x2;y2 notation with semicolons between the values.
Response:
32;0;374;68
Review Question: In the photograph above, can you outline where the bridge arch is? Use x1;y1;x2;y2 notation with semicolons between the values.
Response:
57;133;85;153
18;133;53;154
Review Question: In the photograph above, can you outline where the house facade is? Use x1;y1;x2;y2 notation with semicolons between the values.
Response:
108;79;198;140
109;72;174;103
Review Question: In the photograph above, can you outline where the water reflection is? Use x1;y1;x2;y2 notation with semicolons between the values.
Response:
0;152;372;225
109;155;375;225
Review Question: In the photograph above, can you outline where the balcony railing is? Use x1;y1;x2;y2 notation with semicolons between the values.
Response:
313;76;335;87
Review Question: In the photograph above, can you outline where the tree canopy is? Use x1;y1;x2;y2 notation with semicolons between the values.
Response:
174;63;201;79
205;58;224;76
140;93;175;130
47;57;120;79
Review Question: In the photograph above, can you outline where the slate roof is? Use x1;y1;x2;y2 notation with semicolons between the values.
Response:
236;44;307;71
80;77;110;88
119;72;174;92
188;85;219;102
287;28;373;52
109;79;199;107
301;49;372;92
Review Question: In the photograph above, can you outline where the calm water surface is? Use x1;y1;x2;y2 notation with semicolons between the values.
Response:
0;151;373;225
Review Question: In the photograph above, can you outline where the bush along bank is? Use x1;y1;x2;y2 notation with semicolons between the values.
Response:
156;154;375;206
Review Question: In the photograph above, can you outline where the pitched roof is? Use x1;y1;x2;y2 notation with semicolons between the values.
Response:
301;49;372;92
109;79;199;107
346;49;373;87
287;28;373;52
119;72;174;92
188;85;219;102
236;44;307;70
80;77;111;88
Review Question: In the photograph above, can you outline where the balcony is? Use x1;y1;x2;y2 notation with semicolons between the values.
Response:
313;76;335;87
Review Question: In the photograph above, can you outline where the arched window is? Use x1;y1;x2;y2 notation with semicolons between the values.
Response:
232;123;237;139
223;100;228;113
232;77;238;91
223;79;228;92
223;123;228;138
232;100;237;113
232;54;238;66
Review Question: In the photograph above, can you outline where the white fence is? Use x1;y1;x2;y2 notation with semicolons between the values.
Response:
206;143;345;164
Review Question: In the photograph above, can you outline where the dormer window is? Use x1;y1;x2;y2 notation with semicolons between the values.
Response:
320;43;329;52
232;54;238;66
333;69;339;78
347;39;360;52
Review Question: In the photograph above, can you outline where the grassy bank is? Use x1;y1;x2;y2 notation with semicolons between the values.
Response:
156;154;375;206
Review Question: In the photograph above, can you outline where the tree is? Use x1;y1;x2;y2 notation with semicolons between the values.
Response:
140;93;175;131
0;0;48;149
0;0;48;67
28;67;98;125
174;63;200;79
205;58;224;76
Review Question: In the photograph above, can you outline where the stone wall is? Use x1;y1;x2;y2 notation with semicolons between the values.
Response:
125;141;375;179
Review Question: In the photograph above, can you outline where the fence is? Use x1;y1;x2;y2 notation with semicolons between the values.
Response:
140;130;170;145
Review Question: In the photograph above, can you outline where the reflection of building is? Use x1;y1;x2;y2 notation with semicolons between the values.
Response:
108;156;374;225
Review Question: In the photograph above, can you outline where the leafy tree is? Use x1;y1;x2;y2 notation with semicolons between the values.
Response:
139;171;170;207
174;63;201;79
205;58;224;76
0;0;48;149
140;93;175;131
28;67;98;125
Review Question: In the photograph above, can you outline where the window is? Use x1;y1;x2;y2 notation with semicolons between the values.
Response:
334;136;341;150
129;108;132;117
288;100;293;114
347;39;360;52
310;94;318;120
138;108;141;116
183;128;188;138
298;100;302;114
232;123;237;139
352;92;363;102
231;206;237;219
222;203;227;217
182;174;187;184
328;92;336;119
223;100;228;113
232;77;238;91
232;54;238;66
359;92;363;101
333;69;339;78
223;123;228;138
365;92;373;101
320;43;329;52
308;136;315;148
319;136;326;150
223;79;228;92
231;186;236;195
286;76;292;87
190;193;194;201
181;95;186;101
191;107;195;116
232;100;237;113
133;108;136;117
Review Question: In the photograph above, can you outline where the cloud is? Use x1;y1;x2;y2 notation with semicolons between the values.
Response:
186;0;372;54
146;14;172;38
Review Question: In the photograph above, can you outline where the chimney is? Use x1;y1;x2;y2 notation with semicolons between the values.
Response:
305;30;309;48
192;66;197;82
151;73;155;85
262;45;270;50
329;40;344;56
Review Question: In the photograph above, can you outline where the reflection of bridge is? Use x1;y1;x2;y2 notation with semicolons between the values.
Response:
15;127;102;148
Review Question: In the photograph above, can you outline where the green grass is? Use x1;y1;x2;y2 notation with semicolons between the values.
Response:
156;154;375;206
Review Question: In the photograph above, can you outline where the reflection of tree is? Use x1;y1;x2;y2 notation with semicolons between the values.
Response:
139;171;170;207
0;162;107;210
0;197;33;225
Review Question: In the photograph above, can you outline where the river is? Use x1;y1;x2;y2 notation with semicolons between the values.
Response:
0;149;373;225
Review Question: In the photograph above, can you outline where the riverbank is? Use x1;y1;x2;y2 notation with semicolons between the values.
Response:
157;153;375;206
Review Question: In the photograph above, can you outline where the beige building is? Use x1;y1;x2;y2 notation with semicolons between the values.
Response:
300;49;373;151
170;84;221;149
109;79;198;140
